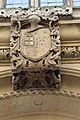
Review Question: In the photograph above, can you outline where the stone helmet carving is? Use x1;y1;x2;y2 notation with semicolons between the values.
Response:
27;14;41;23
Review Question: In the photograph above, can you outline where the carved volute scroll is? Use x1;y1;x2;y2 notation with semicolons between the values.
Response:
10;7;72;90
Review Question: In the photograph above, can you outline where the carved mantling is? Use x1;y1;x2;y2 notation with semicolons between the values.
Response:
9;7;72;90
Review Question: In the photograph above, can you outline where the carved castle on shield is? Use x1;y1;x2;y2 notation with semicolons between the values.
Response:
10;10;61;90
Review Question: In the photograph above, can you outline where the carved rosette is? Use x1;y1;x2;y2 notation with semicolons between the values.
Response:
10;7;72;90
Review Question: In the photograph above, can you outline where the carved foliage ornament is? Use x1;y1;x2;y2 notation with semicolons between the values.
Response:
0;48;10;61
61;46;80;58
10;7;72;90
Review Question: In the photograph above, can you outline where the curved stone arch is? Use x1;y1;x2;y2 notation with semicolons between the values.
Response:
0;91;80;120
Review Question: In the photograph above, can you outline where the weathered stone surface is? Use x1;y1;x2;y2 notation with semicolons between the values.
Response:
10;7;64;90
0;91;80;120
0;4;80;120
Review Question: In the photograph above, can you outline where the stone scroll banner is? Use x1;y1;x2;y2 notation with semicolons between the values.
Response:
9;7;72;90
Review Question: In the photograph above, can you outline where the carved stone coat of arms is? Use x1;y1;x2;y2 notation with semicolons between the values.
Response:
20;27;51;60
10;9;61;90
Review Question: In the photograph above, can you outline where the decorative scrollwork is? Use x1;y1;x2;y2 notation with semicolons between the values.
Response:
61;46;80;58
0;48;10;61
0;7;72;18
9;7;72;91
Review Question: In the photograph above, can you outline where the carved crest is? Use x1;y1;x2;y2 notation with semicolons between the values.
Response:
20;28;51;61
10;7;71;90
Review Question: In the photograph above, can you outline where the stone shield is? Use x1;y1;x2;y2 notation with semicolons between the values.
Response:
20;28;51;61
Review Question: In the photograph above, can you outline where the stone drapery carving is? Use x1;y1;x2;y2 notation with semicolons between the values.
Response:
10;7;72;90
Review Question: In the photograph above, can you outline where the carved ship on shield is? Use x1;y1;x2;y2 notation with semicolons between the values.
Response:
10;13;61;90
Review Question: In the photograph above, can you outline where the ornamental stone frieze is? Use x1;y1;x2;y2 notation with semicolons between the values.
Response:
0;47;10;61
61;46;80;58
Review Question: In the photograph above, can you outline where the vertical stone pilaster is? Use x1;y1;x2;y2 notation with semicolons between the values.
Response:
0;0;6;8
29;0;31;7
30;0;35;7
35;0;39;7
0;0;3;8
30;0;40;7
63;0;66;5
63;0;73;6
67;0;73;6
